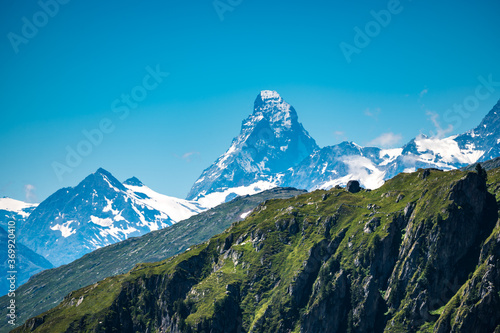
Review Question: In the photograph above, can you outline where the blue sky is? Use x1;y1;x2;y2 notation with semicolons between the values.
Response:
1;0;500;202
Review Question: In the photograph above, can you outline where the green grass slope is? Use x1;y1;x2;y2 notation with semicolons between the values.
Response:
0;187;305;333
14;167;500;332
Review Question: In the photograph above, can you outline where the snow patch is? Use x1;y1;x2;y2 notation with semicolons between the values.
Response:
415;136;484;166
260;90;281;100
103;197;120;215
195;180;277;208
99;225;138;242
90;216;114;227
217;144;238;169
50;220;76;238
240;210;252;219
320;156;385;190
379;148;403;166
125;184;204;222
102;176;119;192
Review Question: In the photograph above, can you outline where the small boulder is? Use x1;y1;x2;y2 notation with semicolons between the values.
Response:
346;180;361;193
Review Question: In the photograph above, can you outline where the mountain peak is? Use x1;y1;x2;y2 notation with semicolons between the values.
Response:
253;90;288;111
123;177;144;187
187;91;318;202
79;168;126;192
258;90;281;101
95;167;111;176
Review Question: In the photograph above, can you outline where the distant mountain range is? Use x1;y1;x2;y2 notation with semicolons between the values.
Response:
2;90;499;275
3;91;500;331
16;168;204;267
188;90;500;202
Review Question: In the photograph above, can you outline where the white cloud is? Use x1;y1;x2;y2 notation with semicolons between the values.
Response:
24;184;37;202
419;88;428;98
181;151;200;162
342;155;386;189
426;110;453;138
364;107;381;120
367;132;403;148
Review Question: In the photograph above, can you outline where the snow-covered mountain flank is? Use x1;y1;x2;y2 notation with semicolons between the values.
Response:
187;90;500;201
18;168;204;266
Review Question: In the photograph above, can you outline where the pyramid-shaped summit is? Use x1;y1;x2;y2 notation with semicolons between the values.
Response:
188;92;500;207
186;90;318;203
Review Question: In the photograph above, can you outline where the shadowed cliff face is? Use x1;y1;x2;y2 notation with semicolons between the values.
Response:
15;168;500;333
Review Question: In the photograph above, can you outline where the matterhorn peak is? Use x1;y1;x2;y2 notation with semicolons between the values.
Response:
253;90;287;110
187;91;318;202
259;90;282;101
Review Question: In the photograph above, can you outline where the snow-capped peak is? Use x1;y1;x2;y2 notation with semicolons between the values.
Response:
123;177;144;187
259;90;282;101
187;91;318;201
250;91;299;132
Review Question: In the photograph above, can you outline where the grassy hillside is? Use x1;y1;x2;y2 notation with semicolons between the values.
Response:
14;167;500;332
0;187;305;333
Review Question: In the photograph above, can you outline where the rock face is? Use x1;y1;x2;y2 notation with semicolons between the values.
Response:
16;167;500;333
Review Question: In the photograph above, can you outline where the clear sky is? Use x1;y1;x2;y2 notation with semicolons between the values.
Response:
1;0;500;203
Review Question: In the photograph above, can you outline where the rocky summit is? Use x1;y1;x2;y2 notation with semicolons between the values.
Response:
186;90;318;205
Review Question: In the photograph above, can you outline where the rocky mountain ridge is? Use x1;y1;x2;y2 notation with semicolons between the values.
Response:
15;166;500;332
18;168;204;267
188;91;500;202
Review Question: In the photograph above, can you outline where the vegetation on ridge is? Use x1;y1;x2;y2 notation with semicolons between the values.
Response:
0;188;305;333
14;167;500;332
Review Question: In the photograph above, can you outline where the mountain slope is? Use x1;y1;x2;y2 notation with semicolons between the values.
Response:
282;142;390;190
187;90;318;206
455;99;500;162
0;227;52;296
15;167;500;333
0;197;37;232
18;168;204;267
0;198;37;221
0;187;304;333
